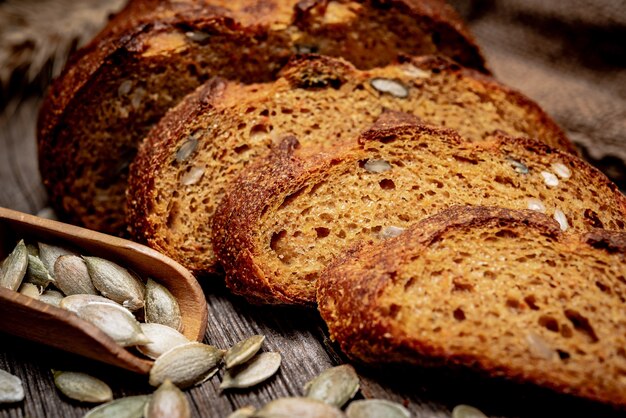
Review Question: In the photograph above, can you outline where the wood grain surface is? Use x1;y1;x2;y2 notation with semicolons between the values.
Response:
1;2;626;416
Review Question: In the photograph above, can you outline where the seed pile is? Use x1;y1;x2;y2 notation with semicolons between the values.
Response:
0;239;182;346
82;334;282;417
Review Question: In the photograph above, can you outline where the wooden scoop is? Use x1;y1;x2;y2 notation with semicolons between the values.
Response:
0;207;208;374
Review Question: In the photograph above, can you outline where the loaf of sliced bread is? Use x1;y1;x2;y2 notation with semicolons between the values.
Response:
128;54;575;276
317;205;626;407
212;118;626;305
38;0;488;235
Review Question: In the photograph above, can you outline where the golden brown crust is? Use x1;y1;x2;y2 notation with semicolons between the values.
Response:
317;205;626;407
212;120;626;305
38;0;487;234
126;77;227;257
213;135;335;304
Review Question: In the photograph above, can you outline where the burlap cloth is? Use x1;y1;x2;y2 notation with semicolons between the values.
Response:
1;0;625;214
456;0;626;187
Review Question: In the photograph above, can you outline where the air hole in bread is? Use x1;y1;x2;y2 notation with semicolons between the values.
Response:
524;295;540;310
316;227;331;238
564;309;599;343
270;229;287;252
452;277;473;292
378;179;396;190
495;229;519;239
595;281;611;294
557;349;571;360
234;144;250;154
506;298;521;312
538;315;560;333
249;124;269;139
494;175;516;187
453;307;466;321
452;154;479;165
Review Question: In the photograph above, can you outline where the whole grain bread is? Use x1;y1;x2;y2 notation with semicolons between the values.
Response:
212;118;626;305
317;205;626;407
38;0;487;235
128;54;575;277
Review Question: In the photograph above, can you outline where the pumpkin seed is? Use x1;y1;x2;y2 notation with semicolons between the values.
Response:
54;255;98;295
379;226;405;240
26;243;39;256
53;371;112;403
18;282;41;299
224;335;265;369
145;379;190;418
452;404;487;418
145;279;183;332
25;254;55;289
227;406;256;418
84;257;145;311
255;397;345;418
60;294;121;313
149;342;224;388
0;369;24;403
77;302;150;346
220;352;281;390
185;31;210;44
137;323;189;360
175;137;198;162
304;365;359;408
0;240;28;291
38;242;77;277
363;159;392;174
84;395;151;418
370;78;409;98
39;289;65;307
345;399;410;418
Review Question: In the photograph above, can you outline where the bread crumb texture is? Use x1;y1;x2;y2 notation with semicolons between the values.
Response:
129;55;574;277
317;205;626;407
212;121;625;305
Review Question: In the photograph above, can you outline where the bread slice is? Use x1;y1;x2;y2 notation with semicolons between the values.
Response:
38;0;487;235
212;118;626;305
128;54;575;277
317;205;626;407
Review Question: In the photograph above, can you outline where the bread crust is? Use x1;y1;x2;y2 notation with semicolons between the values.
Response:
38;0;487;234
317;205;626;407
213;120;626;305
